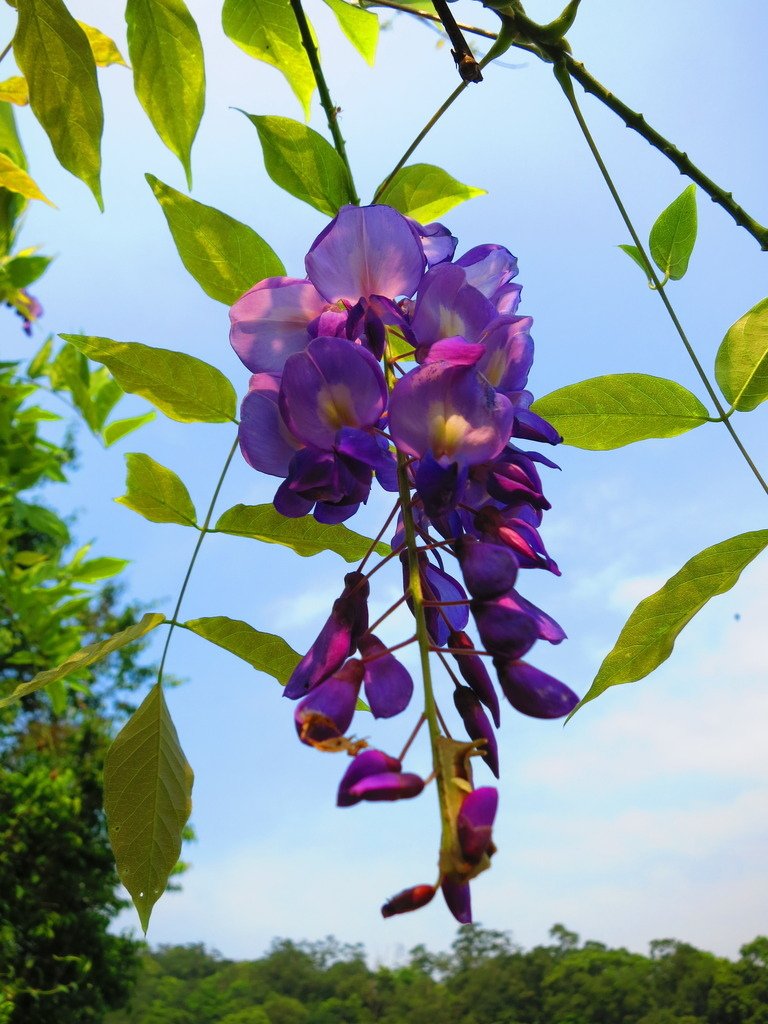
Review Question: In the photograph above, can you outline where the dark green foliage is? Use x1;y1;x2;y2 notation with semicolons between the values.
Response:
107;924;768;1024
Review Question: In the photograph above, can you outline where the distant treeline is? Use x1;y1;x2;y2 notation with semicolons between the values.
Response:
105;923;768;1024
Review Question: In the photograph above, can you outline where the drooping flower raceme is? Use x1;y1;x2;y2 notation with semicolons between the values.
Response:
229;204;578;922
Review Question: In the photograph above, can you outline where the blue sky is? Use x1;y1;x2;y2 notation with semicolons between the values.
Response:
2;0;767;962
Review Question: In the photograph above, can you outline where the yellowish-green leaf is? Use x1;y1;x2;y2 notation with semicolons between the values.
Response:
215;503;389;561
531;374;709;449
572;530;768;717
184;616;300;683
0;76;29;105
0;152;54;206
117;452;198;526
714;296;768;413
78;21;129;67
322;0;378;64
146;174;285;305
104;682;193;933
0;612;165;708
222;0;315;118
103;410;157;446
376;163;486;223
14;0;104;207
71;556;130;582
126;0;205;187
60;334;237;424
244;114;354;216
649;184;697;280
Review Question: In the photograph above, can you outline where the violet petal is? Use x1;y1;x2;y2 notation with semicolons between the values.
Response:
495;659;579;719
359;634;414;719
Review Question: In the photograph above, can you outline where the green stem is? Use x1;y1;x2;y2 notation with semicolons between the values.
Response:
0;39;12;66
288;0;360;204
156;436;240;685
552;62;768;498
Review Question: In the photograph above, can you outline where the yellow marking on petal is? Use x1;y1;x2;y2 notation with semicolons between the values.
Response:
427;402;470;459
438;305;466;339
484;349;507;388
318;383;358;429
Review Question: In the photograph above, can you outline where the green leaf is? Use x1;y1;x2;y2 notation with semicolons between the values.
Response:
89;369;122;428
104;682;193;933
618;243;653;278
649;184;697;280
184;616;300;683
4;252;52;287
0;612;165;708
103;410;157;446
60;334;237;424
222;0;315;118
530;374;709;449
27;335;53;377
244;114;354;216
215;503;389;562
71;556;130;582
0;152;54;206
117;452;198;526
376;163;486;222
321;0;379;64
0;76;29;105
125;0;205;187
573;530;768;716
78;21;129;67
146;174;285;305
714;296;768;413
0;104;27;251
14;0;104;207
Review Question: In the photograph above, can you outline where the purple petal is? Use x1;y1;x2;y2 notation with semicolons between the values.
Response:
338;749;402;807
476;316;534;394
441;878;472;924
347;771;424;803
279;336;387;449
470;599;538;659
457;786;498;863
284;572;369;698
457;537;519;599
422;562;469;645
306;205;425;302
414;454;467;518
239;373;300;477
412;264;496;348
359;634;414;719
313;500;362;524
453;687;499;777
456;244;518;297
411;219;457;266
494;590;566;644
294;660;364;745
509;391;562;445
230;277;326;375
389;362;514;469
449;631;500;727
495;659;579;719
273;481;313;519
382;884;436;918
422;337;485;367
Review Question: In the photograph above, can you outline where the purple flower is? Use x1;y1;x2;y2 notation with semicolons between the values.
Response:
475;315;534;396
470;599;539;660
456;244;518;297
495;659;578;719
337;749;423;807
449;631;500;727
456;536;519;599
284;572;369;699
457;786;498;863
382;884;436;918
453;687;499;778
306;204;425;302
294;659;364;747
359;634;414;718
411;263;497;350
238;373;300;477
230;277;328;375
412;220;457;266
441;877;472;924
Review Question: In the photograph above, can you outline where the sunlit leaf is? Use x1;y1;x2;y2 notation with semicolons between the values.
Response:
215;503;389;561
376;163;486;223
0;76;29;105
244;114;354;216
322;0;378;64
26;335;53;377
14;0;104;207
103;410;157;446
0;612;165;708
184;616;300;683
71;556;130;582
531;374;709;449
117;452;197;526
89;369;122;428
4;252;52;287
618;243;653;278
60;334;237;423
0;104;27;251
104;682;193;933
649;184;697;280
0;152;54;206
714;296;768;412
572;530;768;716
78;21;129;67
222;0;315;118
125;0;205;187
146;174;285;305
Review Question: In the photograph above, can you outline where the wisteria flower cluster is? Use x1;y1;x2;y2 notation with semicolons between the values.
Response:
230;204;578;923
